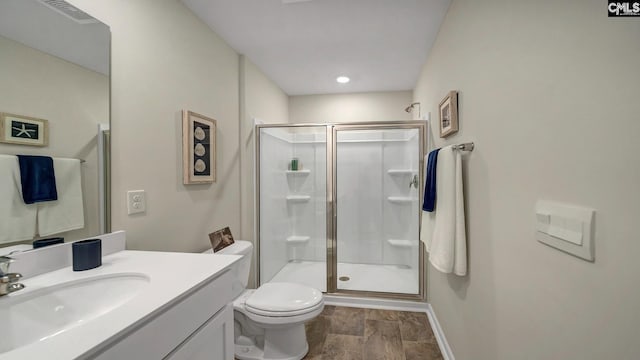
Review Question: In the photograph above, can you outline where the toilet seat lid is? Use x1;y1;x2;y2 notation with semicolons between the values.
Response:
245;282;323;313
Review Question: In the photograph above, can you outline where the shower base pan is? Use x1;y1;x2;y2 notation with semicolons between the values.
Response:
269;260;419;295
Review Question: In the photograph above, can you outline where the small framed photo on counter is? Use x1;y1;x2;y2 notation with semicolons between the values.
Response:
209;227;235;253
439;91;459;138
182;110;216;184
0;112;49;146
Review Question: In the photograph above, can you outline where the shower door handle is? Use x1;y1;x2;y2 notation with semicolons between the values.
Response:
409;174;419;189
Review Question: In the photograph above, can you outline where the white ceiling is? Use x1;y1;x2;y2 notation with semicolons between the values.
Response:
0;0;110;75
181;0;450;96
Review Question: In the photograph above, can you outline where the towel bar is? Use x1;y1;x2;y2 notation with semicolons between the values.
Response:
453;142;474;151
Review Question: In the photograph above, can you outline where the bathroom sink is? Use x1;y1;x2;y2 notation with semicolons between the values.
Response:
0;273;150;354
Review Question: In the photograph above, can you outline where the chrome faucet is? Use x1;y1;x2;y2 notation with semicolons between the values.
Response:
0;256;25;296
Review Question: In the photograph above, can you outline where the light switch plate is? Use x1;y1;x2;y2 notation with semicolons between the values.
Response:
127;190;146;215
535;200;595;261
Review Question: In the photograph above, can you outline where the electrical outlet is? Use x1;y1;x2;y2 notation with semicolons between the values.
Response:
127;190;146;215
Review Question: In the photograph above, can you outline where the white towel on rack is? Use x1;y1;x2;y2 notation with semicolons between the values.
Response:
0;155;37;243
37;158;84;236
423;146;467;276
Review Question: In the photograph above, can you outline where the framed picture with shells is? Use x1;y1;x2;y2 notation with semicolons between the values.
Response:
182;110;216;184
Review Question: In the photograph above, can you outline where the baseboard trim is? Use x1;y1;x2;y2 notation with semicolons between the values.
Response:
426;303;455;360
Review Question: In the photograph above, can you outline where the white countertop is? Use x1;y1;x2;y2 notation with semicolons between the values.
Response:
0;250;240;360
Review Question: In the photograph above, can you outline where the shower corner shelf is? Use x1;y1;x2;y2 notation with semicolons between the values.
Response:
387;239;415;248
286;195;311;202
286;169;311;175
387;196;414;204
286;235;311;244
387;169;415;175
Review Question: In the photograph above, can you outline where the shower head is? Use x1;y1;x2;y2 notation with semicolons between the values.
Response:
404;102;420;113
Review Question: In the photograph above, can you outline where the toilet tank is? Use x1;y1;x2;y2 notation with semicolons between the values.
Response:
202;240;252;298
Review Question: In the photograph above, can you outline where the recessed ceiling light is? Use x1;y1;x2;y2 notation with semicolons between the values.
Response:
336;76;350;84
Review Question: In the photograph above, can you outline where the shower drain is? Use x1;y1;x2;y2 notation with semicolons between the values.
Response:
339;276;350;281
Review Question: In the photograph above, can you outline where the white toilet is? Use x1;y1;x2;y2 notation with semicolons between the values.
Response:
203;240;324;360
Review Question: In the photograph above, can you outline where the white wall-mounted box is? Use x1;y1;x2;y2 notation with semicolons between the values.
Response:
535;200;595;261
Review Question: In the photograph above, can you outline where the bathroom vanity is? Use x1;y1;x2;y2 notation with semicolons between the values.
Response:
0;235;240;360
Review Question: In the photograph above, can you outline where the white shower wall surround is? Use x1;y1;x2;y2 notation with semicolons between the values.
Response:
258;125;422;296
336;130;419;270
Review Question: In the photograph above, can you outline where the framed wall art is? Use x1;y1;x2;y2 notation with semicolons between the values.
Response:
0;112;49;146
439;91;459;138
182;110;216;184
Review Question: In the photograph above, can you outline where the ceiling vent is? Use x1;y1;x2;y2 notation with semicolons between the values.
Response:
37;0;98;24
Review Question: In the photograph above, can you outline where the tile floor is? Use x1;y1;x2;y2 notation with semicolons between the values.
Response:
303;306;443;360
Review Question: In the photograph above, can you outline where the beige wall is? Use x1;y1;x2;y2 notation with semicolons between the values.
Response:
70;0;241;252
414;0;640;359
239;56;289;286
289;91;413;123
0;35;108;243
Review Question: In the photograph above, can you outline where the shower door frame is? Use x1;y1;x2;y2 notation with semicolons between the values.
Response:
329;122;427;301
256;121;427;301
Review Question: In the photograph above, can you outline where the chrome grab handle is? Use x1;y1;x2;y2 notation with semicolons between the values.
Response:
409;174;419;189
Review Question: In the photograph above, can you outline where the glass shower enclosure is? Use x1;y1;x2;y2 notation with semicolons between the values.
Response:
256;122;426;300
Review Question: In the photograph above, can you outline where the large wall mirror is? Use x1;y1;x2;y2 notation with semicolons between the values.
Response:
0;0;110;249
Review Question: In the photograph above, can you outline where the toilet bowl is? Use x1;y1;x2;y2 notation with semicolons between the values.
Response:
204;241;323;360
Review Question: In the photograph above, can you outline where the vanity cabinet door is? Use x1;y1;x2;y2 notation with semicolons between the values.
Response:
91;271;233;360
165;304;234;360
